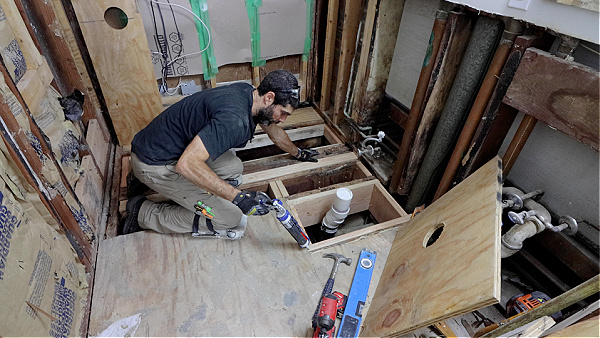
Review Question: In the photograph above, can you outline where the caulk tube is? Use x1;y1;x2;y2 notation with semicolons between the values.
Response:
272;199;310;249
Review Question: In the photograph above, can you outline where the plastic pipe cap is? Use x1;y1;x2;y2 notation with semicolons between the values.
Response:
333;188;353;212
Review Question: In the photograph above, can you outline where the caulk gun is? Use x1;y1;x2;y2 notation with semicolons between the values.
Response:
268;199;311;249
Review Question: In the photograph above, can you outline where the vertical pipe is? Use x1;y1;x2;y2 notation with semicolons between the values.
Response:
397;11;474;196
406;16;504;211
389;10;447;192
433;19;523;200
502;114;537;176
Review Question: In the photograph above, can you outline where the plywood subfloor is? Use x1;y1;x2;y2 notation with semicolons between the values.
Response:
89;214;400;336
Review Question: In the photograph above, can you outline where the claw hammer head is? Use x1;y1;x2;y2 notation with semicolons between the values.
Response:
323;253;352;279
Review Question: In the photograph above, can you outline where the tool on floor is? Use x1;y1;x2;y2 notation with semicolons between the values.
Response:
312;254;352;334
269;199;311;249
314;291;347;338
507;291;562;320
336;249;377;338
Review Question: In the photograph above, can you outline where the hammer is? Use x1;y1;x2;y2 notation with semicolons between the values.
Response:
312;253;352;328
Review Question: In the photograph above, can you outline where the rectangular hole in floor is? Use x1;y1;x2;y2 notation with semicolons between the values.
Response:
304;210;378;243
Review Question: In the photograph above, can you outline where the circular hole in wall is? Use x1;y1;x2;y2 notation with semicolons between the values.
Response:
423;223;445;248
104;7;128;30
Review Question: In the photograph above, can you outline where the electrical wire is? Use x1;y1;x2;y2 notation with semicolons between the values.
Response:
147;0;212;61
156;3;171;92
145;0;212;94
579;42;600;56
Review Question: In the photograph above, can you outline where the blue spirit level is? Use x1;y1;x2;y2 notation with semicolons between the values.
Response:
336;249;377;338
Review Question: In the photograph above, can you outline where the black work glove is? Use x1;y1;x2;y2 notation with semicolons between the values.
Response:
232;191;271;216
294;148;319;162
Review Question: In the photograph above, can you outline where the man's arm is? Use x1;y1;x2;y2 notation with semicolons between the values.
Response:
175;135;240;201
259;123;298;156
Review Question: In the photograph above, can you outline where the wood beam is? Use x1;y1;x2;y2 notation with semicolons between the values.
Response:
481;275;600;337
319;0;340;112
503;48;599;150
18;0;103;124
332;0;364;125
349;0;378;122
236;125;325;151
241;152;357;188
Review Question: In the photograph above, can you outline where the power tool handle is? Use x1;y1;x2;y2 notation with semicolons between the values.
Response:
312;278;335;327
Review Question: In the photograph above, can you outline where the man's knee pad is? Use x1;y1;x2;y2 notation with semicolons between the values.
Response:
191;215;246;240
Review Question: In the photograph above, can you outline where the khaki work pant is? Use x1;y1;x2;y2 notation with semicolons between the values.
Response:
130;150;244;234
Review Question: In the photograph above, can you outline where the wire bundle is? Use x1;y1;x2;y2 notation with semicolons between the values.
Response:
146;0;211;95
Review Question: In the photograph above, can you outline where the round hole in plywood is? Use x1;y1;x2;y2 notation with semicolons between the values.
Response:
104;7;128;30
423;223;445;248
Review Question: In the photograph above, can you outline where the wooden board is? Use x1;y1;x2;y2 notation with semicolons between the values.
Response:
86;119;110;182
237;125;325;150
333;0;363;124
71;0;162;146
503;48;599;150
554;0;599;12
319;0;340;112
241;152;358;188
88;214;399;336
242;144;350;174
75;155;104;227
267;106;323;131
362;157;502;337
546;315;599;337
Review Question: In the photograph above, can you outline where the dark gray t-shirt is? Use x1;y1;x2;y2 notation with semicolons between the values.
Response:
131;83;256;165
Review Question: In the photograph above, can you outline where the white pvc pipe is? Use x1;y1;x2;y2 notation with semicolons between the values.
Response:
321;188;353;234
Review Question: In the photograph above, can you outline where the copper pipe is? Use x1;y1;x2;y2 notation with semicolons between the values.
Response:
390;10;447;193
433;20;524;200
502;115;537;175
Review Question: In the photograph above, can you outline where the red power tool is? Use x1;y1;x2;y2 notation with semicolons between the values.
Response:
313;291;347;338
312;253;351;338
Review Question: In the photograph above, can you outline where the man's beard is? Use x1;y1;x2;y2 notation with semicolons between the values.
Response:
254;104;277;126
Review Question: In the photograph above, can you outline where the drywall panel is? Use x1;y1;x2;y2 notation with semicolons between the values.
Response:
385;0;438;106
447;0;599;44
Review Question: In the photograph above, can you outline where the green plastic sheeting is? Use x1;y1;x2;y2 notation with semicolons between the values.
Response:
302;0;314;61
189;0;218;80
245;0;266;67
